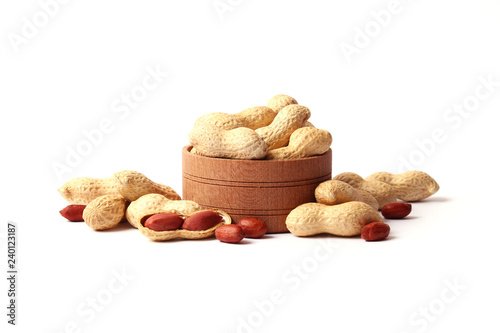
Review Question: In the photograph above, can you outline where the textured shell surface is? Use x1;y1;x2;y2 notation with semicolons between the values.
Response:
314;180;361;205
266;127;332;160
366;171;440;201
189;125;267;159
333;172;398;208
57;176;119;204
126;193;201;228
286;202;382;237
266;94;298;113
255;105;311;150
83;195;127;231
194;107;275;130
113;170;181;201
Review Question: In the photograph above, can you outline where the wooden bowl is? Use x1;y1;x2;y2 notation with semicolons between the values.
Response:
182;146;332;233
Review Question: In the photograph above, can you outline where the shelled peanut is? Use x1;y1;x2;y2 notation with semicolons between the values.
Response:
137;209;231;241
125;193;201;228
215;217;269;244
59;205;86;222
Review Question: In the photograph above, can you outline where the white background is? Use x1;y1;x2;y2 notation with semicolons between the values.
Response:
1;0;500;332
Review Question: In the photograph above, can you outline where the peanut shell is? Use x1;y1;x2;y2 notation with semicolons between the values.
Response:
126;193;201;228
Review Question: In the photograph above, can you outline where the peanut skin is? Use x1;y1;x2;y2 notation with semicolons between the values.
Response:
265;127;332;160
138;209;231;241
286;202;383;237
361;222;390;241
143;213;184;231
237;217;268;238
381;202;412;219
126;193;230;241
182;211;223;231
59;205;86;222
215;224;245;243
365;171;439;201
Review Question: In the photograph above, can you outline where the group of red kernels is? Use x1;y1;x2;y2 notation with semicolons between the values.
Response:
59;202;411;243
143;210;267;243
59;205;267;244
361;202;412;241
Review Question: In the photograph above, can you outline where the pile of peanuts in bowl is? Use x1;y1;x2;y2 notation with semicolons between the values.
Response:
57;94;439;243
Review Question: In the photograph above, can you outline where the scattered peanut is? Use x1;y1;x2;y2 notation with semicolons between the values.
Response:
113;170;181;202
366;171;440;201
194;106;275;130
215;224;245;243
188;124;268;159
381;202;412;219
255;105;311;151
57;176;120;205
286;202;383;237
59;205;86;222
265;127;332;160
314;180;379;211
126;193;201;228
332;172;398;208
361;222;390;241
237;217;268;238
83;195;128;231
58;170;180;204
